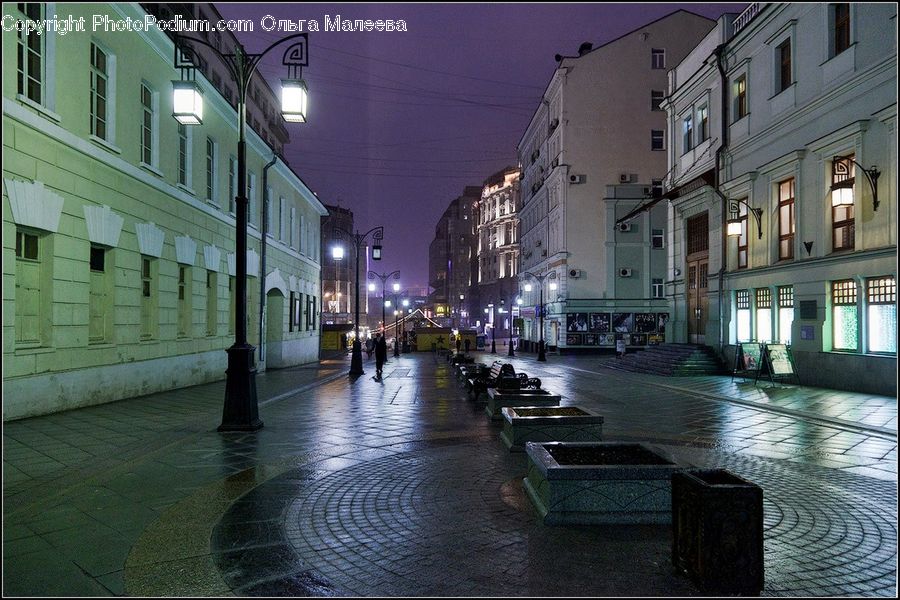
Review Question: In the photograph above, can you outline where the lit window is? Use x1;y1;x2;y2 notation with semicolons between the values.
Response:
756;288;772;343
867;277;896;354
778;286;793;344
831;156;855;251
682;115;693;152
697;105;709;142
832;279;858;351
733;75;747;121
778;178;795;260
736;289;751;343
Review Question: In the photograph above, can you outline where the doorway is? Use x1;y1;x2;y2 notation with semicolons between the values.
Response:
685;212;709;344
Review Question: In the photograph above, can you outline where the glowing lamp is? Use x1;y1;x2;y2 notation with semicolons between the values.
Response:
281;79;308;123
172;80;203;125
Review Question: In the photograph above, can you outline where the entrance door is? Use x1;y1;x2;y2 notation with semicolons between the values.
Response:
685;213;709;345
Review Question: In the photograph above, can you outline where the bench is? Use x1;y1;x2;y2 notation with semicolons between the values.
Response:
468;361;541;400
459;362;489;384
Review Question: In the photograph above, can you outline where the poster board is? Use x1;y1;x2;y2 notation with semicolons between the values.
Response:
732;342;762;381
754;343;800;385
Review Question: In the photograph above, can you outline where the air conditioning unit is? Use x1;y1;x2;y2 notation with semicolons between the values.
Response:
617;223;633;232
569;174;586;184
569;268;582;279
619;268;633;277
619;173;629;183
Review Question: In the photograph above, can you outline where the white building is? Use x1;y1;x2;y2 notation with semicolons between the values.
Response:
516;10;716;352
662;3;896;394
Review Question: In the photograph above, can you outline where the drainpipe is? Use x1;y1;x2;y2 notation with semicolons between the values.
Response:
713;43;730;358
259;152;279;364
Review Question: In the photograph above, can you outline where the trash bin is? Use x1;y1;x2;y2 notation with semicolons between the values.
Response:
672;469;764;596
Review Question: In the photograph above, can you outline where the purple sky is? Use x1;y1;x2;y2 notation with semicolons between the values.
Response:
216;2;744;291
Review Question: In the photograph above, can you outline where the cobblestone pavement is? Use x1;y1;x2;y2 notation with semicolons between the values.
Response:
2;350;897;596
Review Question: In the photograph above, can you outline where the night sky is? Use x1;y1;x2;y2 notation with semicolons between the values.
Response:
216;2;744;291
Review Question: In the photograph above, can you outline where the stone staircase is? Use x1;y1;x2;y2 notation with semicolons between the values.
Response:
605;343;725;376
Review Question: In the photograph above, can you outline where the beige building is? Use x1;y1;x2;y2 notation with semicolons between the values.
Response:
517;10;715;352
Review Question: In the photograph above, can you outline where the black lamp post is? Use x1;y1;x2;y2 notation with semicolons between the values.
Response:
333;226;384;376
506;299;515;357
488;303;496;353
172;33;309;432
522;271;557;362
387;289;408;357
368;269;400;339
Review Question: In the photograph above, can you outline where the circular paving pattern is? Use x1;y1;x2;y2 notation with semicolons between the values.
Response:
211;439;897;597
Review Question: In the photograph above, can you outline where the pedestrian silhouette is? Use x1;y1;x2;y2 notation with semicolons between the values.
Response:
375;332;387;379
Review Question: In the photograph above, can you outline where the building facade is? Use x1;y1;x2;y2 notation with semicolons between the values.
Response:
3;3;327;420
428;186;480;326
664;3;896;394
516;10;715;353
475;167;520;340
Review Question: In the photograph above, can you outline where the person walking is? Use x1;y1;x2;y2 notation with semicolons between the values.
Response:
365;336;374;359
375;332;388;380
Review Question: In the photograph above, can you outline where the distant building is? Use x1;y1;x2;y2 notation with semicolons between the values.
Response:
662;3;896;394
476;167;521;340
516;10;716;352
320;205;356;325
428;186;480;325
3;3;326;420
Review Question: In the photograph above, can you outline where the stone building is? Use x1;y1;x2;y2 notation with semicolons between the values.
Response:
428;186;481;326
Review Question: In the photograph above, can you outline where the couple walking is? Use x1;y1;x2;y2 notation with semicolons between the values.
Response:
372;332;388;380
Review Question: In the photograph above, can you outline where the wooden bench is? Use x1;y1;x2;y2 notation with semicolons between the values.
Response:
468;362;541;400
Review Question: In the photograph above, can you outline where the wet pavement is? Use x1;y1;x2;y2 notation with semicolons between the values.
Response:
2;350;897;596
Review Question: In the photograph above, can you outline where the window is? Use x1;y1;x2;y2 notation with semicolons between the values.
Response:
832;279;858;351
733;75;747;121
736;289;751;342
206;137;216;203
867;277;896;353
178;124;188;186
756;288;772;343
16;3;43;103
651;130;665;151
651;48;665;69
777;39;792;93
89;245;112;343
778;286;793;344
15;230;42;345
280;197;287;241
289;292;296;332
697;105;709;142
682;115;693;152
651;179;663;199
652;278;664;298
832;3;850;57
778;178;795;261
90;42;109;139
141;256;157;340
290;207;297;249
248;172;257;227
178;265;192;337
206;271;217;336
651;90;665;111
141;84;154;165
652;229;664;249
265;187;274;236
831;156;855;251
737;201;748;269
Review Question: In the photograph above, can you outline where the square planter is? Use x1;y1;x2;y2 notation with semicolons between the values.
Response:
500;406;604;452
485;388;561;420
672;469;764;596
523;442;686;525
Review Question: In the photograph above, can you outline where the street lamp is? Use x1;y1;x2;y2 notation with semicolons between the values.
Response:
333;226;384;376
171;32;310;432
487;303;496;353
521;271;557;362
386;288;409;357
368;269;400;350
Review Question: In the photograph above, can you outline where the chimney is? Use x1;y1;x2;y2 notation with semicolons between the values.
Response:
578;42;593;56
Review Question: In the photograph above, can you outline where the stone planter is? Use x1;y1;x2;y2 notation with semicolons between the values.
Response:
485;388;561;420
672;469;764;596
523;442;686;525
500;406;604;452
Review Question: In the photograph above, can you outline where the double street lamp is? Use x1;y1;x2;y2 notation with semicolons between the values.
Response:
171;32;310;432
521;271;558;362
387;289;409;357
332;226;384;376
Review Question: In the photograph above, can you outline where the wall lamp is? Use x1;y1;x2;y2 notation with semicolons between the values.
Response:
726;197;762;239
831;154;880;212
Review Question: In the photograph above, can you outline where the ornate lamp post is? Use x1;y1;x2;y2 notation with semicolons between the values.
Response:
333;226;384;376
368;270;400;339
521;271;557;362
171;32;310;432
